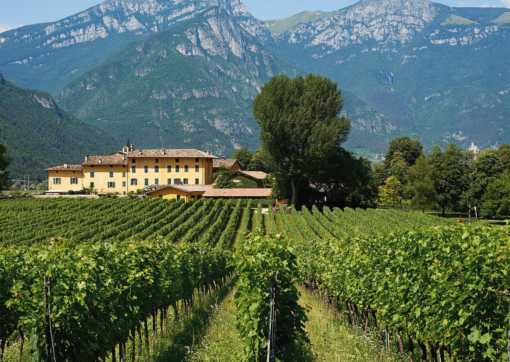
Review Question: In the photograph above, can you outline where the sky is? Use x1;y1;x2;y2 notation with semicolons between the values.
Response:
0;0;509;34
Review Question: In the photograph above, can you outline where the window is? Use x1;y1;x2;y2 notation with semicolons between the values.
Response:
110;165;113;168
155;178;159;185
70;177;78;185
195;178;199;185
53;178;61;185
107;182;115;188
167;179;171;185
90;182;94;187
155;166;159;173
184;165;189;172
167;165;172;172
159;195;163;198
122;172;126;177
91;165;94;168
122;181;126;187
109;172;114;178
174;178;180;185
195;158;199;162
195;165;199;172
131;179;137;186
176;158;179;163
176;166;180;172
155;159;159;163
132;159;136;163
132;166;136;173
177;195;181;201
183;178;188;185
90;172;95;178
144;166;148;173
145;178;149;186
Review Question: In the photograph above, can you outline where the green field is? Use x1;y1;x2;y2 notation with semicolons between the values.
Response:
2;197;508;361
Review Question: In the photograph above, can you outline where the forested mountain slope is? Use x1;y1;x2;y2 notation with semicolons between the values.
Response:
264;0;510;152
0;72;116;180
57;8;408;157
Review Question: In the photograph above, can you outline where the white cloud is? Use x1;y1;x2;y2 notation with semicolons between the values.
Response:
0;24;23;35
501;0;510;7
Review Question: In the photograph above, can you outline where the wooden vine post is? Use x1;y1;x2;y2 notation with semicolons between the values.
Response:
266;271;277;362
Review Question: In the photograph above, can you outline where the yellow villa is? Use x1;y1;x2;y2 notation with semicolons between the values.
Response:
46;145;218;195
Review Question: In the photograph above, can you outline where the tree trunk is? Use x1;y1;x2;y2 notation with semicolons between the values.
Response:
18;325;25;362
144;318;150;359
290;178;298;206
442;206;445;217
418;341;427;362
0;339;5;362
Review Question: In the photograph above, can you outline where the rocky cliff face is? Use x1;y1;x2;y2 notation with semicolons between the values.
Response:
0;0;269;95
264;0;510;153
56;8;296;156
277;0;436;56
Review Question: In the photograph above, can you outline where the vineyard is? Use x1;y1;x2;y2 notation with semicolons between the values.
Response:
1;197;508;361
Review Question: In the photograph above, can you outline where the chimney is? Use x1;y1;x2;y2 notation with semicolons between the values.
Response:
138;150;142;156
161;148;165;155
99;159;102;164
221;156;225;160
207;150;210;155
64;162;68;169
130;144;134;151
122;155;125;160
85;154;88;162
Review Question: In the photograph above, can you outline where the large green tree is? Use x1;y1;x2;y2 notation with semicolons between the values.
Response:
0;125;11;192
464;151;501;206
481;173;510;218
248;147;269;173
384;136;424;171
213;165;235;189
405;157;438;212
232;147;253;170
252;74;350;205
496;144;510;173
427;144;473;216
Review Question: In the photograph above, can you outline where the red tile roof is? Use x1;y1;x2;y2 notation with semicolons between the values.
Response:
82;155;128;166
233;170;268;181
213;158;239;169
202;188;272;198
147;184;213;194
127;149;217;159
45;165;83;171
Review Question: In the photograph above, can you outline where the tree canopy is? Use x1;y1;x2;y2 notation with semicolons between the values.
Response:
405;156;438;212
232;147;253;170
427;144;473;215
384;136;424;171
213;165;235;189
252;73;350;205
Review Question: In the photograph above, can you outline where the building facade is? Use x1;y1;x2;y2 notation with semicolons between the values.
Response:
46;146;217;194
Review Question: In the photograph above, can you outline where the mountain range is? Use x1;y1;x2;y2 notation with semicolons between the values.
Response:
0;0;509;173
0;72;116;180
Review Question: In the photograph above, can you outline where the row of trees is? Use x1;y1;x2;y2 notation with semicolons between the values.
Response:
242;73;510;216
377;136;510;217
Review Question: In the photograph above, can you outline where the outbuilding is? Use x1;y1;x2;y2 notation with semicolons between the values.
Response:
147;184;213;201
202;188;272;199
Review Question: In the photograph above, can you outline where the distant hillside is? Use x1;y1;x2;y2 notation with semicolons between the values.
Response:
0;0;268;96
263;11;329;34
57;8;410;159
0;72;117;180
264;0;510;152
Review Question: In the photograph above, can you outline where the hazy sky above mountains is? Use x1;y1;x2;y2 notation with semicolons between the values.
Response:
0;0;509;34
